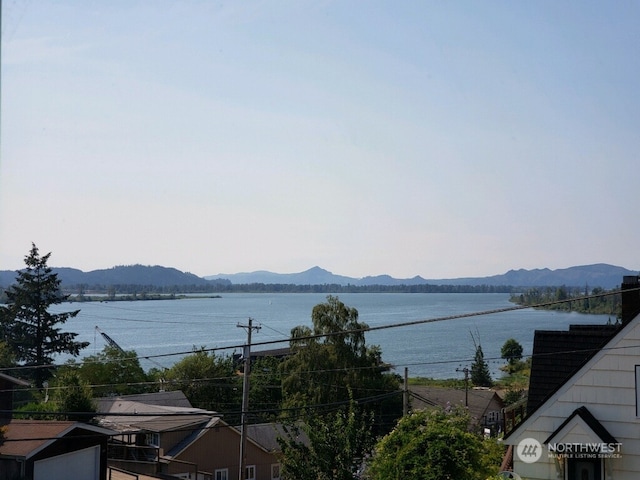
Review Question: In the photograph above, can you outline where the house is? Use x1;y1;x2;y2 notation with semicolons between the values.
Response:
0;372;113;480
0;420;114;480
98;392;291;480
504;275;640;480
409;385;504;434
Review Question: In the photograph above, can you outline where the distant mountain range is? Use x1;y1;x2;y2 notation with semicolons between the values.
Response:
0;263;637;290
207;263;636;289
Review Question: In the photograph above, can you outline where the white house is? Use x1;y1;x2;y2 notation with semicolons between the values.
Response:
504;276;640;480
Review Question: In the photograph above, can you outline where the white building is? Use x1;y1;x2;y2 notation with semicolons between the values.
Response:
504;276;640;480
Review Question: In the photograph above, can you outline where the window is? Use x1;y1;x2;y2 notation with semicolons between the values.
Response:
245;465;256;480
147;432;160;447
271;464;281;480
215;469;228;480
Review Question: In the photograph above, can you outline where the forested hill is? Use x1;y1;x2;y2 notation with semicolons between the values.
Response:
0;265;229;290
0;263;636;291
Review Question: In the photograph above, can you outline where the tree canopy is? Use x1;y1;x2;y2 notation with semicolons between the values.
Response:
162;348;242;420
65;345;151;397
366;406;502;480
0;244;88;387
501;338;523;365
278;397;374;480
280;295;402;434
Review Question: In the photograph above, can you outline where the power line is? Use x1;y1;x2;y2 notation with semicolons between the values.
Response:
0;288;630;379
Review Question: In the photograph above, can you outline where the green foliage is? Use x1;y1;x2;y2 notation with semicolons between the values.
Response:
278;398;375;480
510;285;621;317
366;407;502;480
280;296;402;435
470;344;492;387
500;338;524;375
0;341;16;369
248;356;284;423
52;369;96;421
14;401;58;420
407;377;465;389
67;346;151;397
0;244;89;387
501;338;523;364
163;348;242;421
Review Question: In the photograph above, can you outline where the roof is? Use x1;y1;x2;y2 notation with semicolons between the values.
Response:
96;398;217;433
409;385;503;421
166;420;308;459
95;391;192;410
0;372;30;387
246;422;302;452
165;417;222;457
525;324;619;413
544;406;617;446
504;313;640;443
0;420;113;459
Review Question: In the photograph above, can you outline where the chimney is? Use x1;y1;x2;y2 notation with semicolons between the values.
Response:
621;276;640;325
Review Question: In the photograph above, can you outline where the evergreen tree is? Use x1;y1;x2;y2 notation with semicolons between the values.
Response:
470;344;492;387
0;244;89;387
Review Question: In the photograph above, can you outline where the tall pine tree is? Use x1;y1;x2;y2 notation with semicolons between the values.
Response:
0;244;88;387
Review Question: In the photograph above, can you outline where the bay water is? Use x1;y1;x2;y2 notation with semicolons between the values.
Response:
52;293;614;380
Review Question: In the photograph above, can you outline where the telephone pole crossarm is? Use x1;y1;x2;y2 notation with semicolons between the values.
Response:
237;318;261;480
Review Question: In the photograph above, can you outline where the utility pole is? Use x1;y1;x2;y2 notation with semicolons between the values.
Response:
403;367;409;416
456;366;469;407
237;318;260;480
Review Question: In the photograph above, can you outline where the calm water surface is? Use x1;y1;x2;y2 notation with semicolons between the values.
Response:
54;293;614;379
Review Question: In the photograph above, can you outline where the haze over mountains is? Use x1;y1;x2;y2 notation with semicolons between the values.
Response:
1;263;636;290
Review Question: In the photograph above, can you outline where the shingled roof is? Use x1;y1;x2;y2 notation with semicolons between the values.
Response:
526;323;620;413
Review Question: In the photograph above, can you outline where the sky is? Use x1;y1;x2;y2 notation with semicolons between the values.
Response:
1;1;639;280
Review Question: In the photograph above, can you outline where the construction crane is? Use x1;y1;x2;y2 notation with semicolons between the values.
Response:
95;326;125;353
94;326;167;372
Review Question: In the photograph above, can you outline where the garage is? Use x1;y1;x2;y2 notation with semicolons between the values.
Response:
34;445;101;480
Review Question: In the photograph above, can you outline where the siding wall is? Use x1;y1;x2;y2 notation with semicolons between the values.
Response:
167;424;279;480
508;320;640;480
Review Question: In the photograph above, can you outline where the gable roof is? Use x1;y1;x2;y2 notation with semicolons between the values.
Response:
544;406;617;446
246;422;303;452
0;420;113;459
165;420;301;460
526;324;620;413
96;398;216;433
505;311;640;442
408;385;503;421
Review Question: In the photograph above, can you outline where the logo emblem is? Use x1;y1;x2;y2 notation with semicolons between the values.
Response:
517;437;542;463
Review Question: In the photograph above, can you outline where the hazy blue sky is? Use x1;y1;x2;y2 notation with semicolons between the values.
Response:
1;1;638;279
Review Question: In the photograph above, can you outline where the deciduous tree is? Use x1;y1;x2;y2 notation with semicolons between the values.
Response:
366;406;502;480
163;348;242;419
280;296;401;435
52;369;96;421
68;346;151;396
278;397;374;480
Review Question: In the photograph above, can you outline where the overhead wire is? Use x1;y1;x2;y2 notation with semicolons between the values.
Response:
0;288;634;396
1;288;636;443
